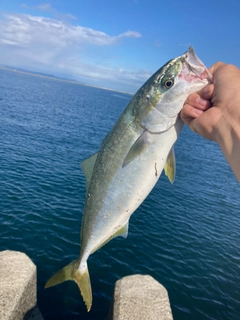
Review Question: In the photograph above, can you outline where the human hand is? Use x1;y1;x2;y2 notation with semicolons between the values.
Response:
181;62;240;141
180;62;240;181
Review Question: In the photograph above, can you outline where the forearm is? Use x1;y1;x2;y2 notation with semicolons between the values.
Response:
214;116;240;182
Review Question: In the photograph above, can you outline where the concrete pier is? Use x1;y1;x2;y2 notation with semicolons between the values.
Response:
0;251;173;320
109;274;173;320
0;250;43;320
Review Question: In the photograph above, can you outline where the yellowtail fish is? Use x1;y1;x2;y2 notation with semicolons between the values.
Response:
45;47;212;311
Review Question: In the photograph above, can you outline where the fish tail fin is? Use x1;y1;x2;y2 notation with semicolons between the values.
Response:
45;259;92;312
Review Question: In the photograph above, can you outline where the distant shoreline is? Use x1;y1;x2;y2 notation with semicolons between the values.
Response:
0;66;133;96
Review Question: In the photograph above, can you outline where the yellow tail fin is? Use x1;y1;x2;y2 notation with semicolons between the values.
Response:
45;259;92;311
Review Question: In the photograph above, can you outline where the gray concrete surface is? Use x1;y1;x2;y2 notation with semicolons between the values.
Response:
108;274;173;320
0;250;44;320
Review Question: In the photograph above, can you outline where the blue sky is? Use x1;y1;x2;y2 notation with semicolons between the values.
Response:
0;0;240;92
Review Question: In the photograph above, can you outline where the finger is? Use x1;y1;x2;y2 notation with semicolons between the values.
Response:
180;109;209;137
180;104;203;128
180;111;199;134
208;62;226;77
198;83;214;100
184;92;211;111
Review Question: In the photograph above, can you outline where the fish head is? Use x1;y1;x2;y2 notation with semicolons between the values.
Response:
135;47;213;133
160;46;213;115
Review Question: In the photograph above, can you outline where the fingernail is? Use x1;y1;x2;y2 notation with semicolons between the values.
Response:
194;108;203;116
196;97;208;107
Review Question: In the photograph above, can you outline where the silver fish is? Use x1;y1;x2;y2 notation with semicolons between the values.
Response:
45;47;212;311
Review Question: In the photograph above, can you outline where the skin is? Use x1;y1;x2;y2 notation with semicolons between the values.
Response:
180;62;240;182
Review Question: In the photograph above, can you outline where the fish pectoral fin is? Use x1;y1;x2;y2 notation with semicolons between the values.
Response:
164;147;176;183
45;259;92;312
123;131;148;167
81;152;98;190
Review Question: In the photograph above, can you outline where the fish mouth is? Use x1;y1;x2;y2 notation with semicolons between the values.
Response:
179;47;213;83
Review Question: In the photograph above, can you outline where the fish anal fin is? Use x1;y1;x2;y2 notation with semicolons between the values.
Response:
91;221;129;255
115;221;129;239
164;147;176;183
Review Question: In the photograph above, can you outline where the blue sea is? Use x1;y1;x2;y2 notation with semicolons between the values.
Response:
1;69;240;320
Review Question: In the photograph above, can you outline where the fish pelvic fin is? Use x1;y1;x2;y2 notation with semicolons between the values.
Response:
164;147;176;183
45;259;92;312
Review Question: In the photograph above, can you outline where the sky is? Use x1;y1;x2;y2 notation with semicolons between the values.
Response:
0;0;240;92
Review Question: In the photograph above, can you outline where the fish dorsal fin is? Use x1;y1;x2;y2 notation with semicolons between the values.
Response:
81;153;98;190
164;147;176;183
123;131;147;167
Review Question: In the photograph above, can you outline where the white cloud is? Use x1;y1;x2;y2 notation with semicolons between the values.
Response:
21;3;77;20
35;3;53;11
0;12;146;91
21;3;53;12
0;13;141;47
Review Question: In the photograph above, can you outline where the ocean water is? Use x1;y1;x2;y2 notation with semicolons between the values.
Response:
1;69;240;320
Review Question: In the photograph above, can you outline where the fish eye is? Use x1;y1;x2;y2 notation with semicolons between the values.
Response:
162;78;174;89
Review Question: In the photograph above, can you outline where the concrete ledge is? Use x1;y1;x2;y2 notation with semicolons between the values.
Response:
0;250;43;320
108;274;173;320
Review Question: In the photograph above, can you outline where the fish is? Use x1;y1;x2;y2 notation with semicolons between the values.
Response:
45;47;212;311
